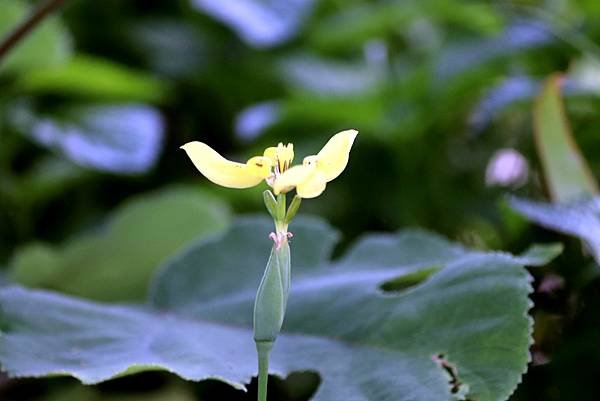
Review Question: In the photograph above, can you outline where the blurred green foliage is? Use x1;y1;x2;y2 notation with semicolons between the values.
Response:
1;0;600;400
10;186;230;301
0;0;71;73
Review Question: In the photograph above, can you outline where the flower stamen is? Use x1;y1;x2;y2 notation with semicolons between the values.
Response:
265;143;294;176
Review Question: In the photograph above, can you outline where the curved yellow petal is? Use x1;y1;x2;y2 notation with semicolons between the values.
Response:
180;141;270;188
272;164;315;195
296;171;327;198
263;146;278;164
246;156;273;179
316;129;358;182
272;157;327;198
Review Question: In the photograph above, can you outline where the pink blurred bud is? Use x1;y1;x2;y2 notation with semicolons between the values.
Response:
485;148;529;188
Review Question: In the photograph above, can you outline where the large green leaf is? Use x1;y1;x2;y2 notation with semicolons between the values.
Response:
0;217;559;400
10;186;230;301
0;0;72;73
533;75;599;202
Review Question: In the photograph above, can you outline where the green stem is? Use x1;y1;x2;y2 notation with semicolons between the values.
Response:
256;341;273;401
275;193;287;232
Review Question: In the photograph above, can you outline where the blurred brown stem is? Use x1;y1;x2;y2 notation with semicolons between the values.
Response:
0;0;67;63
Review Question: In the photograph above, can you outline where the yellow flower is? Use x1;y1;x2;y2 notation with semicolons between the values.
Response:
264;142;294;174
181;129;358;198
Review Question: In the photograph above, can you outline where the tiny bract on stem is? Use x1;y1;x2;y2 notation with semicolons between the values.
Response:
180;129;358;401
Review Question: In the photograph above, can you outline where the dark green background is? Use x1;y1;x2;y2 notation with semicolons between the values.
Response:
1;0;599;400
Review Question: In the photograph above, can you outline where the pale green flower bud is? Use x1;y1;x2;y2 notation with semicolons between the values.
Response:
253;240;290;343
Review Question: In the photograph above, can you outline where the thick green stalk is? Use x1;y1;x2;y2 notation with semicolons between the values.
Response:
255;191;297;401
256;341;273;401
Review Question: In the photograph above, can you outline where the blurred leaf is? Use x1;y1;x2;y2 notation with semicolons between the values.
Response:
11;102;164;174
435;1;504;34
0;0;72;73
128;18;208;78
470;76;540;132
281;94;386;133
10;186;231;301
510;196;600;265
235;101;281;141
190;0;315;48
244;53;392;140
279;54;384;95
517;243;564;266
16;55;169;102
470;63;600;132
13;157;88;206
1;217;558;400
568;56;600;93
309;2;419;51
436;20;552;80
533;75;599;202
310;1;504;51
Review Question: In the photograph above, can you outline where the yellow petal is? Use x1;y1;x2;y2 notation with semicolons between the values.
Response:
272;164;315;195
272;157;327;198
180;141;270;188
263;146;278;164
296;171;327;198
316;129;358;182
246;156;273;179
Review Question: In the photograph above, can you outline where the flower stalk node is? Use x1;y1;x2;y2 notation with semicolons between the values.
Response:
268;231;293;250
